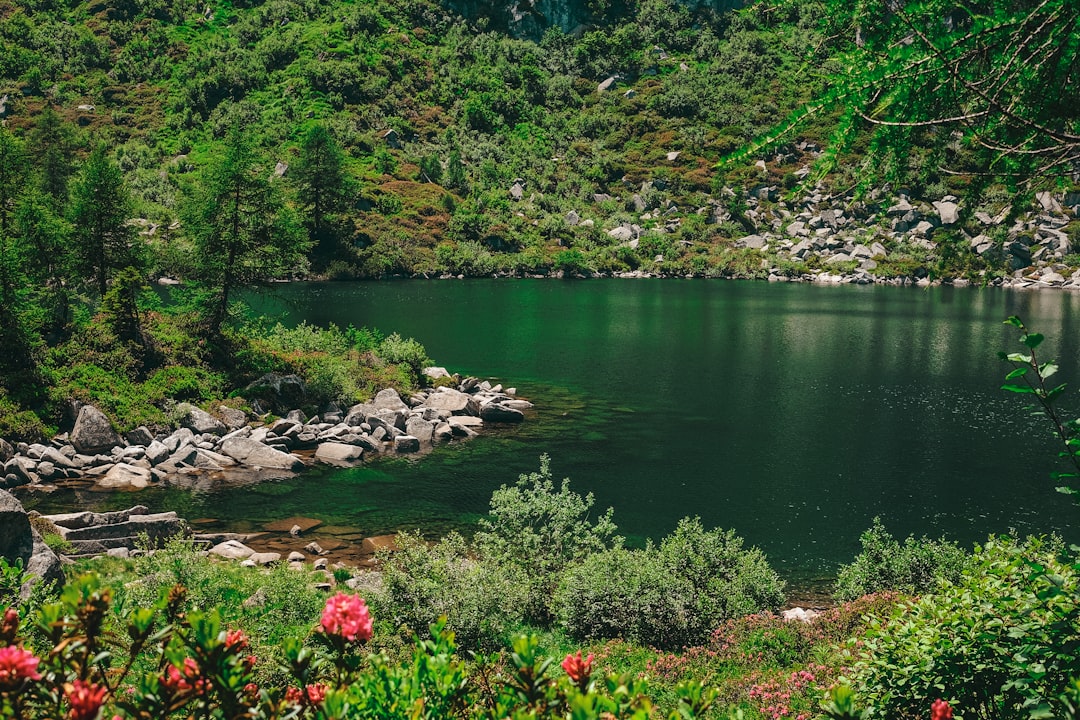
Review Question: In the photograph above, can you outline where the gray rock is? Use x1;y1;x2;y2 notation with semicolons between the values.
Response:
394;435;420;453
249;552;281;566
423;367;451;380
96;463;154;490
405;417;434;444
218;406;247;429
0;489;33;569
0;439;12;463
287;551;305;562
210;540;255;560
243;373;307;410
737;234;767;250
36;461;56;480
933;200;960;225
433;423;453;443
479;403;525;423
145;440;170;466
177;403;227;436
419;389;475;414
304;541;325;555
71;405;123;455
607;226;635;242
219;436;304;471
164;428;195;453
509;182;524;201
125;426;155;446
24;529;63;598
40;446;73;468
314;442;364;464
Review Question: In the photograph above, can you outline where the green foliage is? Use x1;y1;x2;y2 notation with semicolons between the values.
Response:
834;517;971;601
999;315;1080;497
183;126;308;333
555;518;785;649
377;332;432;381
475;455;623;623
70;147;140;298
376;531;527;651
849;535;1080;720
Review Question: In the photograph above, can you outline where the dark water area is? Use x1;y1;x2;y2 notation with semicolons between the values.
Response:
27;280;1080;590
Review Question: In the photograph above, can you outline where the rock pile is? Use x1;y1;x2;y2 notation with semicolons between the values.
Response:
1;374;532;493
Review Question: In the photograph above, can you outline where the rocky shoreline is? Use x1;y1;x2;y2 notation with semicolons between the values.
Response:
409;186;1079;289
0;369;533;569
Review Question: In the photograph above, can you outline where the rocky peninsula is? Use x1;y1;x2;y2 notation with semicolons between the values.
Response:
0;369;534;573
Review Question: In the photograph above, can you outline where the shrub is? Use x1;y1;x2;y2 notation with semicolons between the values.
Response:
474;455;622;624
849;535;1079;720
834;517;971;601
376;333;431;381
375;531;527;651
555;518;785;649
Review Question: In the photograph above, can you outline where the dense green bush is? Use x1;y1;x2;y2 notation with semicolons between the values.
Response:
555;518;785;649
834;517;971;601
850;535;1079;720
375;531;527;651
474;455;622;624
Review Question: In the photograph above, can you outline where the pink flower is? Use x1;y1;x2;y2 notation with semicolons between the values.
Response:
161;658;207;695
243;682;259;699
225;629;249;651
67;679;107;720
320;593;372;642
306;683;327;705
0;645;41;689
285;686;303;705
932;699;953;720
561;651;595;684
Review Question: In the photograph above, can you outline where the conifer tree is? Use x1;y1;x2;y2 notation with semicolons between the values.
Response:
185;126;307;334
293;124;348;242
70;147;139;298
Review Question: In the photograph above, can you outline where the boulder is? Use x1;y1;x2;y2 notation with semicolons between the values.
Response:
372;388;408;412
177;403;226;436
419;389;475;414
248;552;281;566
479;403;525;423
405;417;434;444
24;530;63;598
209;540;255;560
218;406;248;429
314;442;364;464
242;373;307;410
0;489;33;568
394;435;420;453
145;440;170;466
933;200;960;225
124;426;155;446
220;437;304;471
96;463;154;490
71;405;122;455
423;367;452;380
0;439;12;463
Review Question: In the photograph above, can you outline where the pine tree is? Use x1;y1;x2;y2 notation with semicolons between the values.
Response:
29;106;73;209
293;124;348;242
70;147;139;298
185;126;307;334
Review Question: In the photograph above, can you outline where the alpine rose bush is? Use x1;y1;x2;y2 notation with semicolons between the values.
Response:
320;592;373;642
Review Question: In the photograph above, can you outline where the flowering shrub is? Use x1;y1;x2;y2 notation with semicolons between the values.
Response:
0;571;725;720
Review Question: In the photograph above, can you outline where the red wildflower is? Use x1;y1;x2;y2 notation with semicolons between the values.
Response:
1;607;18;643
932;699;953;720
0;645;41;689
306;683;327;705
161;657;208;695
285;686;303;705
66;679;107;720
561;651;595;684
225;629;249;651
320;592;372;642
243;682;259;699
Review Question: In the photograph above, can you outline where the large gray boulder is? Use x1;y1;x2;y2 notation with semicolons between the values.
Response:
220;436;304;471
405;417;435;444
71;405;123;455
479;403;526;423
177;403;227;436
242;373;307;410
419;389;476;414
0;489;33;567
96;463;154;490
314;442;364;465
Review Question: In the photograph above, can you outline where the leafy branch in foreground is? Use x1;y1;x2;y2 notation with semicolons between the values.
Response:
999;315;1080;496
725;0;1080;188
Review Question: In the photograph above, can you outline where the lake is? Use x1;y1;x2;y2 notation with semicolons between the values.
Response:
30;280;1080;586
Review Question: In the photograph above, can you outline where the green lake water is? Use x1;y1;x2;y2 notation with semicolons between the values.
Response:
28;280;1080;585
